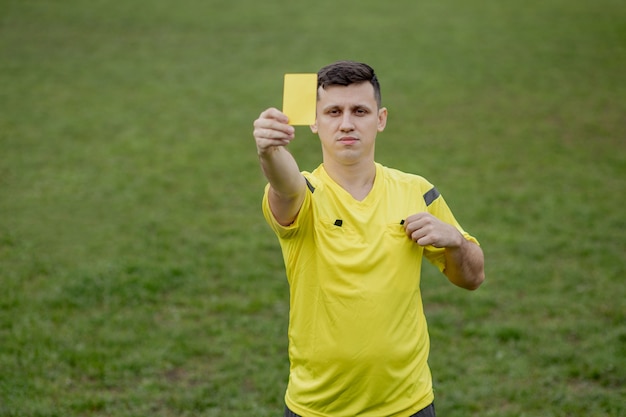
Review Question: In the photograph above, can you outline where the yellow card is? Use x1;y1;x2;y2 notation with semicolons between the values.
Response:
282;73;317;125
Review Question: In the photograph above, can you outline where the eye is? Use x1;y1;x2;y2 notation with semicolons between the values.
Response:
354;108;368;116
327;108;341;116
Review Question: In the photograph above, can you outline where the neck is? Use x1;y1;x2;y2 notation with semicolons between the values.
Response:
323;159;377;201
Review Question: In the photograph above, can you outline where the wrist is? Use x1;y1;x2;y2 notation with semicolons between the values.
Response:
447;230;465;249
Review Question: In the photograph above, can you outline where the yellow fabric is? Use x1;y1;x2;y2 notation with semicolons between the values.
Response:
262;163;477;417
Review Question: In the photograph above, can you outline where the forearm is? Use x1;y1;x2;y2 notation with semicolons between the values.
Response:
258;146;304;198
253;107;306;226
443;238;485;290
259;146;306;226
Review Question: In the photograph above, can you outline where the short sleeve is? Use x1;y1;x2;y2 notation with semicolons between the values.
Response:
422;192;479;272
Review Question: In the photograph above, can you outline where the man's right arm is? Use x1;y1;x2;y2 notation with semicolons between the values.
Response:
253;108;307;226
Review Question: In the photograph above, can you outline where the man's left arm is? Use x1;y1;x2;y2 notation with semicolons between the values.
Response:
404;212;485;290
441;235;485;290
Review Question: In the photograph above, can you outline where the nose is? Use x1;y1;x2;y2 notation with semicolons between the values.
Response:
340;113;355;131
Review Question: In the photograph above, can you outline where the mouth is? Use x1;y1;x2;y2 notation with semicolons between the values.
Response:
338;136;359;145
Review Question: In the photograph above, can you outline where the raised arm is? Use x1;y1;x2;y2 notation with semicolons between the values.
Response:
253;108;307;226
404;212;485;290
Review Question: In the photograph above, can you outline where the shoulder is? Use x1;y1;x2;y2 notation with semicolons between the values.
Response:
301;164;331;193
377;163;442;207
378;163;434;190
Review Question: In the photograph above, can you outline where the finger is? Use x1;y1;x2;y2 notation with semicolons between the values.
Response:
254;118;295;136
409;228;427;243
417;236;438;247
404;217;428;235
257;138;291;150
254;126;294;142
409;227;438;246
404;212;427;229
405;212;431;224
406;221;439;245
259;107;290;124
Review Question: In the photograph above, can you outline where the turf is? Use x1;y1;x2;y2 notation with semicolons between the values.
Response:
1;0;625;416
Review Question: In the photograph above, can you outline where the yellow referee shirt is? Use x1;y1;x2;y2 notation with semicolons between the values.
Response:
263;163;478;417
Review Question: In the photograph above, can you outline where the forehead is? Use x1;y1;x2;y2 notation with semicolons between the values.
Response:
317;82;377;108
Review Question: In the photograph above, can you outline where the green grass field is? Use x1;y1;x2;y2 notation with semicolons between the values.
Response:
1;0;625;416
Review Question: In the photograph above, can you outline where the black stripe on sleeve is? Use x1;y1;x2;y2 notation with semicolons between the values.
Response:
305;177;315;193
423;187;440;206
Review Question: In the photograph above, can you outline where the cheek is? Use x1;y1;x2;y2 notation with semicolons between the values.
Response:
314;121;335;134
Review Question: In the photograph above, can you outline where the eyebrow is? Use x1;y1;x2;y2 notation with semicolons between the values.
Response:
322;103;374;112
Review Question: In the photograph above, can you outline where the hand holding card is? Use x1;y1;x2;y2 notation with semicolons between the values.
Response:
282;73;317;125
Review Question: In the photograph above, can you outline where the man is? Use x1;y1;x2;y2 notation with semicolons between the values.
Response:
253;61;485;417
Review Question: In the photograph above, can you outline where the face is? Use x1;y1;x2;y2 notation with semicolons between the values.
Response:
311;82;387;165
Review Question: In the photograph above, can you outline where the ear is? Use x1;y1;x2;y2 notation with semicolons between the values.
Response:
377;107;388;132
310;122;318;134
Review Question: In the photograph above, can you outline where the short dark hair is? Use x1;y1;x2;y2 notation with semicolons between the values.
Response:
317;61;382;107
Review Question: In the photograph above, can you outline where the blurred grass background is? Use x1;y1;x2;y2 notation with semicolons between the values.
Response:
1;0;625;416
